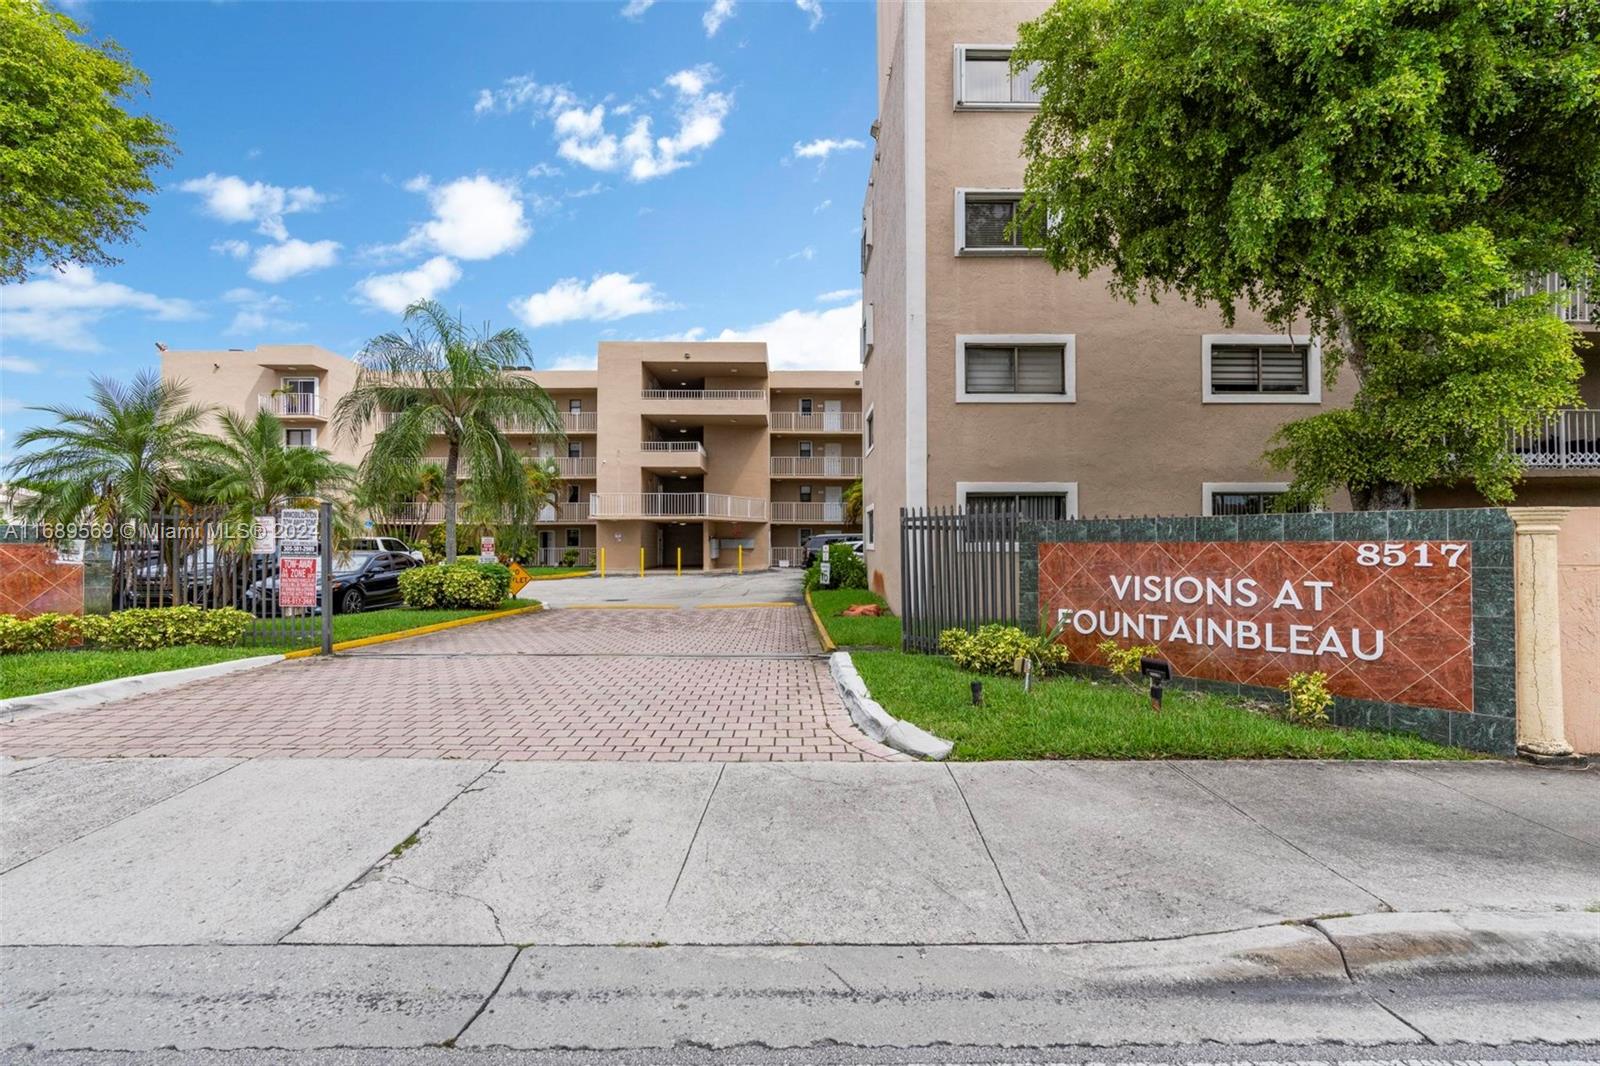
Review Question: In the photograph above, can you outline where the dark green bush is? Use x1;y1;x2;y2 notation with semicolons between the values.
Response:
399;561;510;609
805;542;866;590
0;607;252;654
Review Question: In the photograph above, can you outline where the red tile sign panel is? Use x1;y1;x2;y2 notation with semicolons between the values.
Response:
0;544;83;619
1038;539;1474;713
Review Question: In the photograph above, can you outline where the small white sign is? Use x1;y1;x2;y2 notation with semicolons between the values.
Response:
251;515;276;555
819;556;832;588
279;508;318;557
479;535;496;564
54;540;85;565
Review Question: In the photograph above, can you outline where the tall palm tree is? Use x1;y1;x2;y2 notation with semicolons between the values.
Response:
333;300;563;562
5;370;212;526
183;409;354;523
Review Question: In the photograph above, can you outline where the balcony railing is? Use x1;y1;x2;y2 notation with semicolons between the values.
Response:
769;411;862;433
542;456;597;478
528;546;596;568
1509;273;1596;324
590;492;767;520
641;440;707;456
373;501;596;525
259;393;322;418
770;455;862;478
640;389;767;401
771;546;809;567
771;501;852;523
563;411;597;433
1512;409;1600;469
376;411;589;434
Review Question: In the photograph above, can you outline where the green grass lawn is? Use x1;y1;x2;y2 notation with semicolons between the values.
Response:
850;650;1473;761
809;588;901;648
0;600;532;700
523;567;593;577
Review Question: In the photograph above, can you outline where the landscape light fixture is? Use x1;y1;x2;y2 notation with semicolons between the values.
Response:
970;681;983;707
1140;656;1171;714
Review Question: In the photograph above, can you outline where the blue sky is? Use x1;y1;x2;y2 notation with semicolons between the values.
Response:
0;0;876;461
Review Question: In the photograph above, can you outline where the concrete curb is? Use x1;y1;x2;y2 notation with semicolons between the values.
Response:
525;570;595;582
1316;909;1600;978
0;654;286;724
803;587;837;653
829;651;954;761
281;603;544;658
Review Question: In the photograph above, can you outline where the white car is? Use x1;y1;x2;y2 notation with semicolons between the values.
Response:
352;536;425;564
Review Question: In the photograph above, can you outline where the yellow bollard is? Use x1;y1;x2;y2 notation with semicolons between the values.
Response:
738;545;744;576
639;546;645;577
599;547;605;578
676;546;682;577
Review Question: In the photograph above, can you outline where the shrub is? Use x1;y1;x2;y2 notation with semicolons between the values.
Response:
805;543;866;590
0;607;251;654
1096;639;1161;681
561;548;581;567
399;561;510;610
939;623;1070;677
1285;671;1334;726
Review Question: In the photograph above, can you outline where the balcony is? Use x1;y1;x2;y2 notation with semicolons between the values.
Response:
1510;274;1596;325
547;456;597;478
770;455;862;478
563;411;597;433
640;388;768;424
259;393;323;419
771;501;853;524
1512;409;1600;470
640;440;708;474
591;492;767;520
770;411;862;433
372;500;595;524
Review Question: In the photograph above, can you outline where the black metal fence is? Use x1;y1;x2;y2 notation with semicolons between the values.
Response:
900;507;1021;651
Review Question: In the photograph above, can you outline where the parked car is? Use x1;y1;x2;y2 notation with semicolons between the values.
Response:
245;550;418;615
802;533;858;566
352;536;425;563
844;539;865;556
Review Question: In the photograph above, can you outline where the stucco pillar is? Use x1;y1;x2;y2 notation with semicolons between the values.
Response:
1509;507;1580;763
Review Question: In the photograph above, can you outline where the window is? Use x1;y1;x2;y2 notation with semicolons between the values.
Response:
565;528;581;548
955;191;1039;254
799;397;813;416
569;398;582;413
955;46;1042;108
799;440;814;458
864;506;876;549
1202;482;1311;517
957;334;1076;403
284;428;315;448
567;440;582;458
864;406;875;454
567;484;580;503
958;481;1079;522
279;377;318;416
860;301;874;362
1202;335;1321;404
860;199;874;272
798;527;813;543
799;484;813;503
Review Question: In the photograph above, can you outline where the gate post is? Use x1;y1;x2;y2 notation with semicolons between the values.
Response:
1509;507;1580;763
319;501;334;656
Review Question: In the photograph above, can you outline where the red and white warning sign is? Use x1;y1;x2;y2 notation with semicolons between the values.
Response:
279;557;318;609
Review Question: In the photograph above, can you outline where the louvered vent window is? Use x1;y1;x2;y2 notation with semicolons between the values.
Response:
1209;343;1310;395
964;344;1066;395
967;493;1070;521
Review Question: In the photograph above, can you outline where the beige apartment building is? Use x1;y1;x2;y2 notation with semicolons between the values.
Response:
162;341;863;570
858;0;1600;611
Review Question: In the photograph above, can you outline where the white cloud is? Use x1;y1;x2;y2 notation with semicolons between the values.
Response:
780;246;817;263
178;173;326;241
621;0;655;18
248;238;341;283
355;256;462;315
816;288;859;303
526;162;564;179
0;265;200;352
703;0;736;36
221;287;301;336
512;272;673;328
543;351;600;370
814;199;832;214
393;175;531;260
475;67;731;183
795;0;822;28
791;137;867;162
211;239;251;260
699;301;862;370
0;355;41;374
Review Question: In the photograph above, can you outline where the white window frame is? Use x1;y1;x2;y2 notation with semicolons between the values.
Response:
283;427;317;448
864;505;876;550
957;481;1079;519
860;196;874;272
799;397;813;416
956;334;1076;404
954;44;1041;111
860;302;875;364
864;404;875;457
954;189;1042;257
1202;482;1290;517
1201;334;1322;405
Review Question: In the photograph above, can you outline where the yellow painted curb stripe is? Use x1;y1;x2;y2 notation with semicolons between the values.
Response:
697;602;798;609
283;604;544;658
526;570;596;582
804;588;837;653
562;604;680;610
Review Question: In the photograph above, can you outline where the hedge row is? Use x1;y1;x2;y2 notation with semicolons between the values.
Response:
398;561;512;610
0;606;254;655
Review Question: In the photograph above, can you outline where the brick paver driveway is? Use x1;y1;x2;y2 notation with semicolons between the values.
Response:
0;603;902;762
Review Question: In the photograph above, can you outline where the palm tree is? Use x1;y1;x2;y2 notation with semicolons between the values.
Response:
5;370;212;525
333;300;562;562
843;478;864;525
183;409;354;523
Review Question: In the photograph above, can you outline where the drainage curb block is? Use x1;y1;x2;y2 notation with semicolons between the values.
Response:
829;650;953;760
0;654;287;724
804;588;837;653
283;603;544;658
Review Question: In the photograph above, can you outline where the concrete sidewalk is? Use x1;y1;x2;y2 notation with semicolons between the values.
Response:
1;757;1596;1050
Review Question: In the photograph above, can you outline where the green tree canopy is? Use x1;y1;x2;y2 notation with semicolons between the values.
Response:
1013;0;1599;508
180;408;355;524
333;300;562;562
0;0;175;282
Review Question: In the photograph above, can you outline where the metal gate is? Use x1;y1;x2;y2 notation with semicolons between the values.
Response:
900;507;1021;652
113;502;332;650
